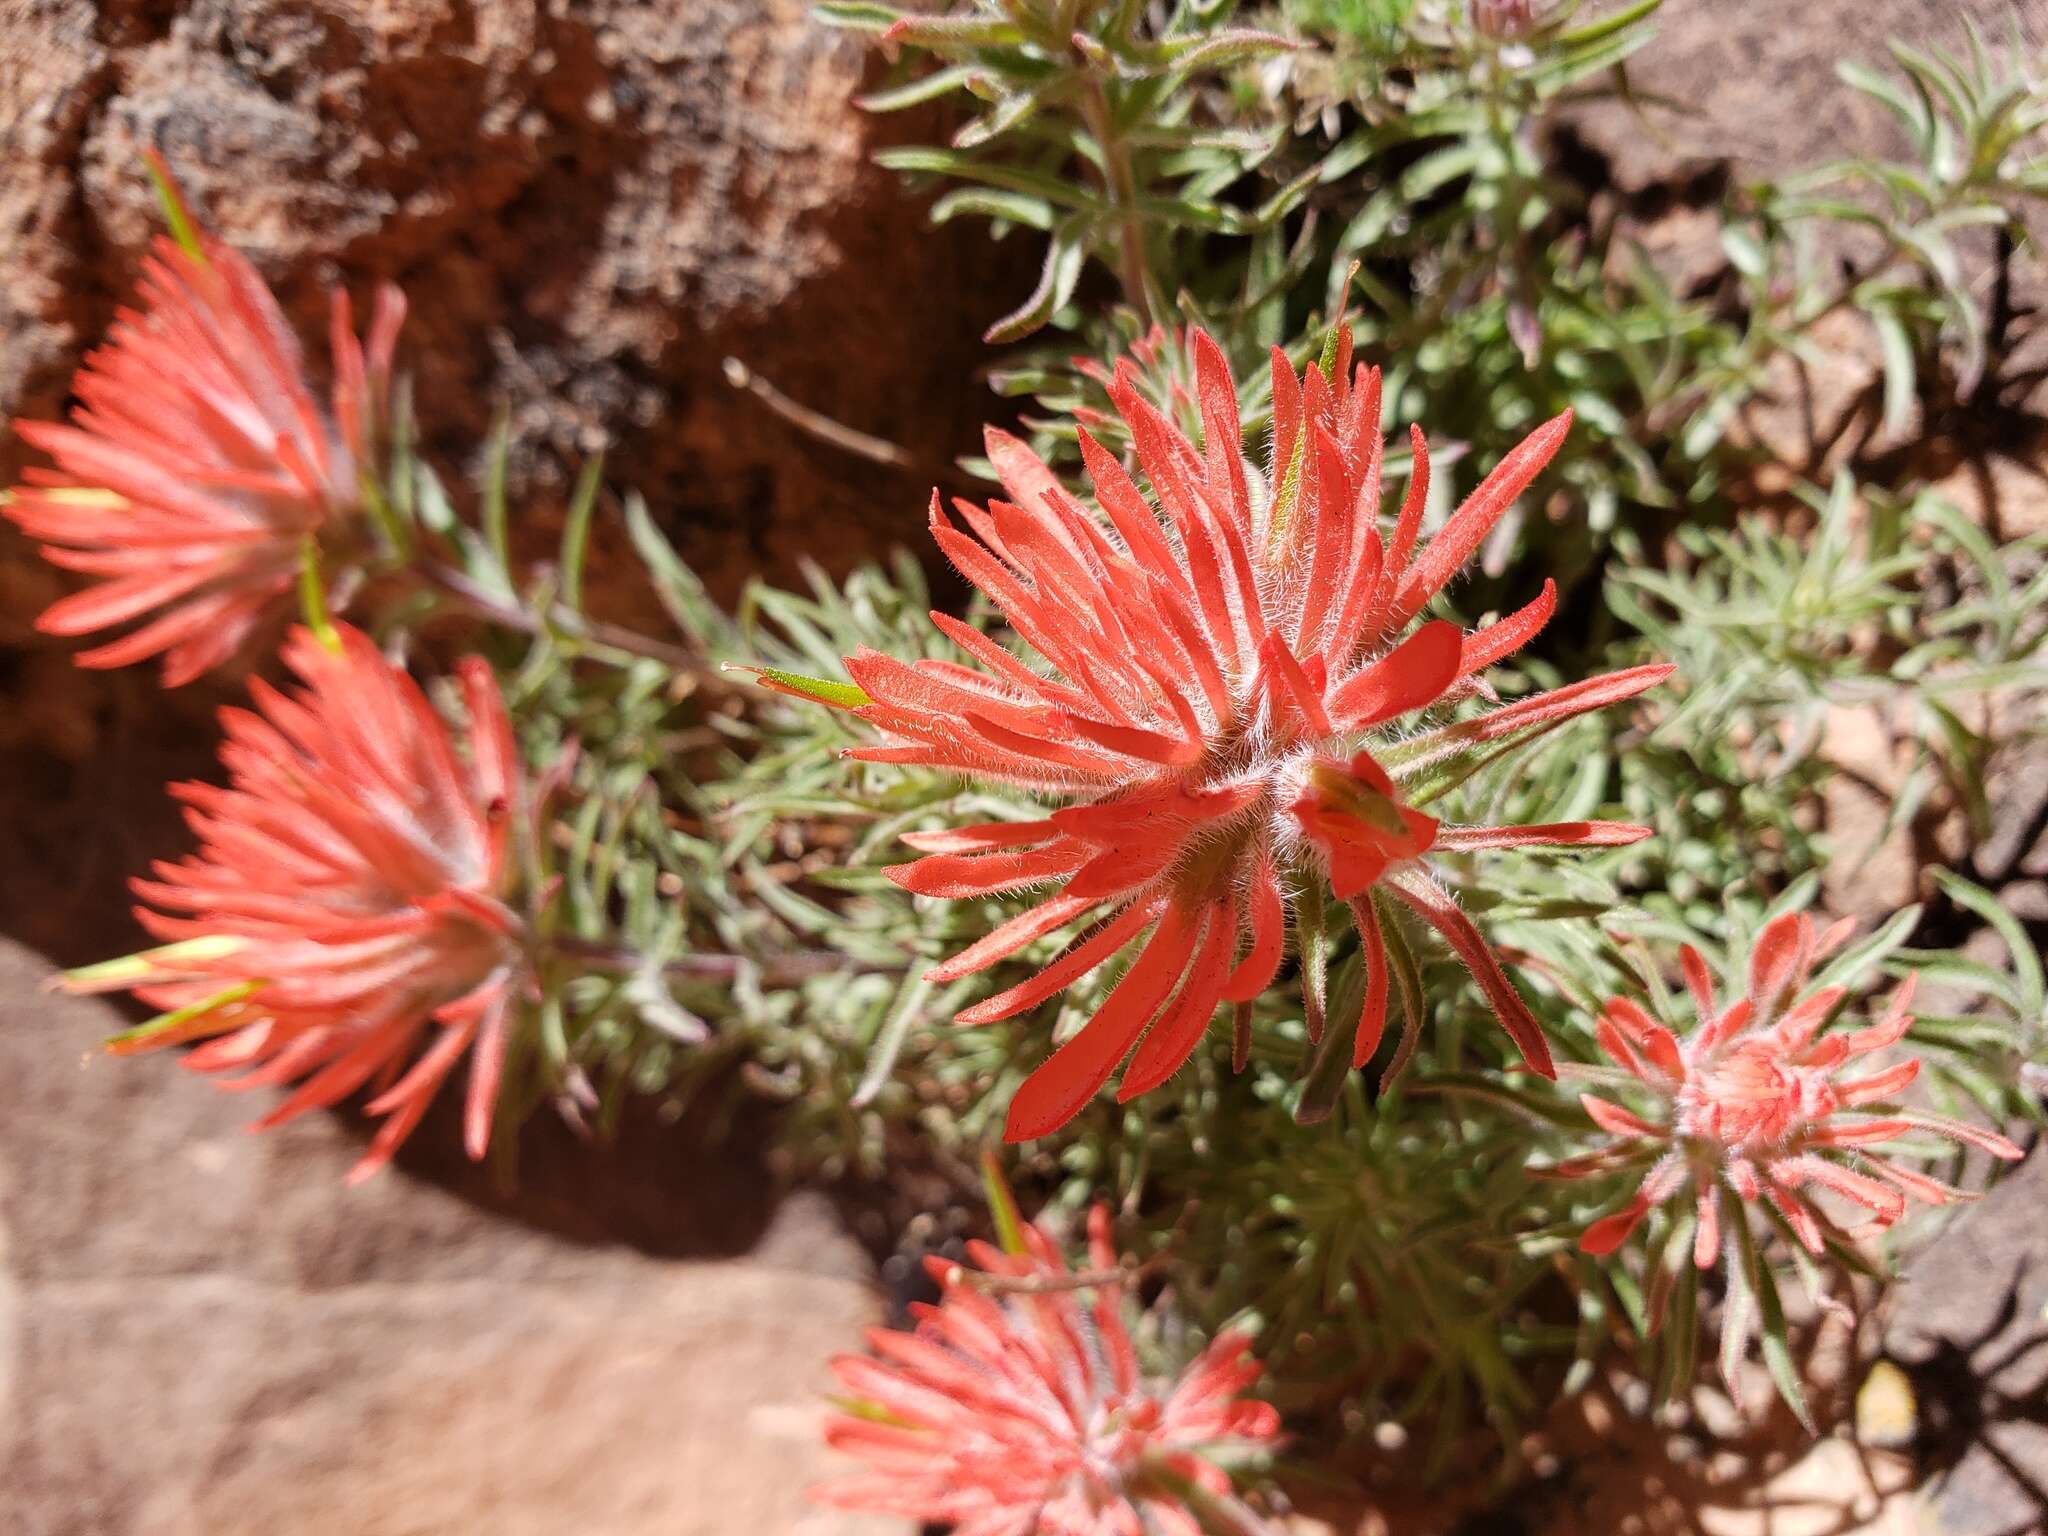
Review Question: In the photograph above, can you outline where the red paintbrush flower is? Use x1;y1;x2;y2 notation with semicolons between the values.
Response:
1567;911;2024;1266
4;153;404;685
818;1204;1279;1536
60;623;529;1182
755;323;1668;1138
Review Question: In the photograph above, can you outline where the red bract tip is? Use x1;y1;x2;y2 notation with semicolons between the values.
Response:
814;1204;1278;1530
103;624;528;1181
807;321;1665;1133
1571;911;2025;1269
5;183;405;685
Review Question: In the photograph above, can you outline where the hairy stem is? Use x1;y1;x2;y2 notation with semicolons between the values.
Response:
1080;73;1154;325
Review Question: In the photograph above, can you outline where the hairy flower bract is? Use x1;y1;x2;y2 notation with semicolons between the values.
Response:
4;155;404;685
65;624;528;1181
768;323;1670;1137
818;1203;1279;1536
1568;911;2025;1266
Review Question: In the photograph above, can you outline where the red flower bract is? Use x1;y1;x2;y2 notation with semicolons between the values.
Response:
69;624;527;1183
765;324;1669;1138
818;1205;1279;1536
1567;911;2024;1266
5;159;404;685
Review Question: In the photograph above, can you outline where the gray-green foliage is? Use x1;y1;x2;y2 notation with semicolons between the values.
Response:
341;0;2048;1491
793;0;2042;1459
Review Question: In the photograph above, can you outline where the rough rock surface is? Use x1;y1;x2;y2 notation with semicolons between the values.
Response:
1883;1148;2048;1536
1;0;999;579
1814;701;1970;928
1565;0;2046;193
0;938;895;1536
1561;0;2048;485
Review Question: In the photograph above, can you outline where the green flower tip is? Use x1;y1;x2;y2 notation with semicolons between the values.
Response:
979;1149;1030;1258
57;935;248;996
142;147;208;264
722;664;872;711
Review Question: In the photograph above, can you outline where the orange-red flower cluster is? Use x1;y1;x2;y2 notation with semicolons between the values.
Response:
68;624;528;1182
818;1204;1279;1536
771;325;1668;1137
1566;912;2023;1265
5;155;403;685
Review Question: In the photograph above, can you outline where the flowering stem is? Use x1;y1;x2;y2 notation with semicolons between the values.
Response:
297;535;342;652
1079;73;1154;325
723;357;906;471
359;467;416;563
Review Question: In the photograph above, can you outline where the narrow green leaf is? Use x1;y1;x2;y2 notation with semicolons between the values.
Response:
1558;0;1663;47
858;63;977;113
1838;59;1929;133
813;2;904;31
1732;1211;1814;1431
1655;1261;1700;1408
981;1149;1030;1257
929;187;1055;230
413;463;457;537
388;377;417;525
729;665;872;711
985;228;1085;343
877;14;1026;55
1298;945;1362;1124
852;973;932;1108
1812;904;1920;993
953;85;1047;150
62;935;246;993
1374;890;1429;1096
1156;28;1296;75
874;150;1088;211
1870;307;1917;439
1720;225;1768;279
1401;144;1479;201
484;400;512;575
1932;868;2043;1019
358;469;411;559
1719;1231;1755;1407
558;454;604;615
624;492;729;656
143;149;207;262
